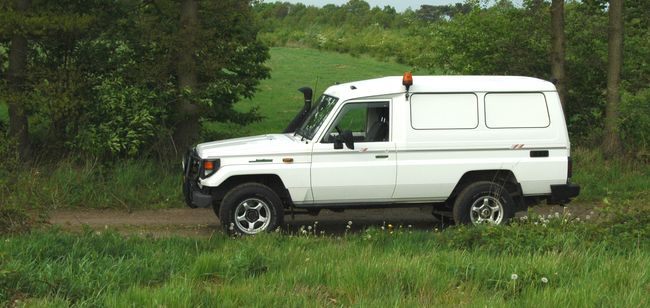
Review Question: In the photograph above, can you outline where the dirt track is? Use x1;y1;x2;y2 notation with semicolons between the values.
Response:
48;203;597;237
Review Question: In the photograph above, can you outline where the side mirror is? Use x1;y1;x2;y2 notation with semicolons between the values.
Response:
334;139;343;150
333;130;354;150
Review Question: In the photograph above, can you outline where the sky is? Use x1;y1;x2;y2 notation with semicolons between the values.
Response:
267;1;474;12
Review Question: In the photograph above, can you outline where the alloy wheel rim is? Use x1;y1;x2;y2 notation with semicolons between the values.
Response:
470;195;504;225
234;198;271;234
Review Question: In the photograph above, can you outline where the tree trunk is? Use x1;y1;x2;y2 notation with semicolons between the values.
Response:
173;0;200;153
602;0;624;158
550;0;567;109
7;0;31;159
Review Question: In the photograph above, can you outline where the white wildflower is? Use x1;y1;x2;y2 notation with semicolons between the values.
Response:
511;273;518;280
347;221;353;226
541;277;549;284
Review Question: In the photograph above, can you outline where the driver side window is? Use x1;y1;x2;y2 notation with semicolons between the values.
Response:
322;102;390;143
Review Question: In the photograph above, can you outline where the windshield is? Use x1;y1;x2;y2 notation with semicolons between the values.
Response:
296;94;339;140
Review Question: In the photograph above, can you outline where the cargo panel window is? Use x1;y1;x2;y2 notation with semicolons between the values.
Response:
485;93;550;128
410;93;478;129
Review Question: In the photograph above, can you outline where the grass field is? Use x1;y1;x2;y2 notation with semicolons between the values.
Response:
205;47;418;138
2;48;649;307
2;214;648;306
2;47;648;211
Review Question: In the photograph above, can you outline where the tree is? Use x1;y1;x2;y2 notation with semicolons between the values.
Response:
602;0;624;157
174;0;201;151
550;0;567;108
6;0;30;159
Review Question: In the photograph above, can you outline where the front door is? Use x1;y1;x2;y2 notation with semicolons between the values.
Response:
310;101;396;203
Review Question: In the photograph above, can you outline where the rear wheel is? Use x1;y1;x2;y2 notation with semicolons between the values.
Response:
219;183;283;235
453;181;514;225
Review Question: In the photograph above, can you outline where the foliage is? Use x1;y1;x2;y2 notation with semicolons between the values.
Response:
0;126;31;235
255;0;650;152
620;88;650;156
1;49;646;212
71;78;170;158
0;0;269;160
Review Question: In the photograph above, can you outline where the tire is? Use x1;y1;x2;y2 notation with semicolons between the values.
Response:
452;181;514;226
219;183;284;235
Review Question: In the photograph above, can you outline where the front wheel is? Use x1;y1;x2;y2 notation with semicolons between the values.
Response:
452;181;514;226
219;183;284;235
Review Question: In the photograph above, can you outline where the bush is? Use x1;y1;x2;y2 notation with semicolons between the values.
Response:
0;128;32;234
70;78;170;159
620;88;650;157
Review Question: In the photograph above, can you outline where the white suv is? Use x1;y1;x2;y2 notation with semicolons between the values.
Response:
183;74;580;234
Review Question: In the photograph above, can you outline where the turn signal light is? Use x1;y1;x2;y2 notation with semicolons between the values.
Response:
203;160;215;170
200;159;220;179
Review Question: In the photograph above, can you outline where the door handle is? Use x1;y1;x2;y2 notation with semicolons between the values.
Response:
530;150;549;158
375;154;389;159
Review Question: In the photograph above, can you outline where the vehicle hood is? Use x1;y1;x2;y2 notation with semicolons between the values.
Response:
195;134;307;158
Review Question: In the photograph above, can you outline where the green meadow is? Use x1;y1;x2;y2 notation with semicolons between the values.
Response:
1;47;649;307
2;214;648;306
205;47;418;138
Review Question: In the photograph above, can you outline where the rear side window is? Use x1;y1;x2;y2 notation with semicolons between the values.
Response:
484;93;550;128
410;93;478;129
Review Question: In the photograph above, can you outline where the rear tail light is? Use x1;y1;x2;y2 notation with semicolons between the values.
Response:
567;156;573;180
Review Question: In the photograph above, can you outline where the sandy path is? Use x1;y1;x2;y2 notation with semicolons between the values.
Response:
47;203;598;237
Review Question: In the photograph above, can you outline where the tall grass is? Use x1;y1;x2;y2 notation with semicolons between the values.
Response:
2;212;648;306
1;146;642;211
2;160;182;210
572;147;650;204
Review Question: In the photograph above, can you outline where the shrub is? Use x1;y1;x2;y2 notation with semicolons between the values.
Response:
0;128;32;234
620;88;650;157
70;78;169;159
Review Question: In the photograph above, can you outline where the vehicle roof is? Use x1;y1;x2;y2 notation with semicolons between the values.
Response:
323;76;557;100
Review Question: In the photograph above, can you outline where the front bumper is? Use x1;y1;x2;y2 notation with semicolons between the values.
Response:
548;183;581;205
182;149;213;208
